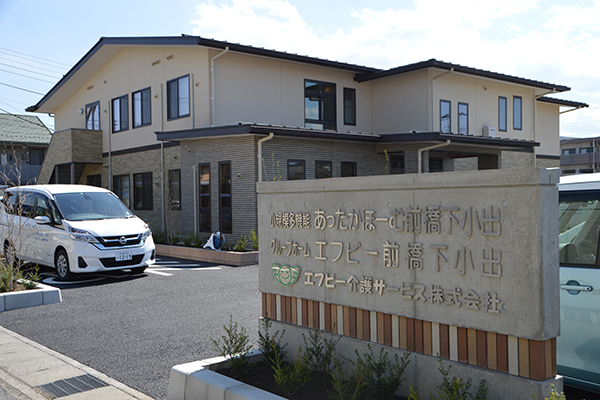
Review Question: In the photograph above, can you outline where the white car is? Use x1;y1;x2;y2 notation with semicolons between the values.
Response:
0;184;155;280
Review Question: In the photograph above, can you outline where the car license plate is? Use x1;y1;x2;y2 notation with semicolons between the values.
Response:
116;252;132;262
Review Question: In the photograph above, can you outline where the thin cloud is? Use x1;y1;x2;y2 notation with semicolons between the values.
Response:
190;0;600;137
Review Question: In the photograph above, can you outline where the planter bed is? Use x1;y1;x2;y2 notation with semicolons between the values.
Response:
167;350;285;400
155;244;258;267
0;282;62;312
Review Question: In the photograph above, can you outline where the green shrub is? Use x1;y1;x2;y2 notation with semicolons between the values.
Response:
182;234;192;247
327;354;367;400
22;266;40;290
434;358;487;400
258;317;287;368
0;260;21;292
271;345;311;397
302;328;340;379
210;315;253;377
249;230;258;250
350;344;411;400
152;230;167;244
233;234;247;252
190;232;203;248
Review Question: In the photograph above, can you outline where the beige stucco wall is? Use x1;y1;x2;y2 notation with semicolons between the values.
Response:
536;102;560;157
371;69;430;133
213;50;373;132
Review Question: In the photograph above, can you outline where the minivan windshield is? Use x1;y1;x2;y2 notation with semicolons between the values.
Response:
54;192;133;221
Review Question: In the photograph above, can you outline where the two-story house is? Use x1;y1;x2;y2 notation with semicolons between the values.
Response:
26;36;586;242
0;113;51;186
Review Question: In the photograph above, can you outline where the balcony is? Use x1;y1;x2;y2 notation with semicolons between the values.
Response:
560;152;600;166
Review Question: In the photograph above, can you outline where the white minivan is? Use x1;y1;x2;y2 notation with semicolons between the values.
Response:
0;184;155;280
558;173;600;393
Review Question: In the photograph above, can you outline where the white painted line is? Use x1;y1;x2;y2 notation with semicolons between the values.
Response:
145;270;172;276
191;267;222;271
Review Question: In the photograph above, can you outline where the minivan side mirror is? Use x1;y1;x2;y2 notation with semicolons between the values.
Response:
34;216;51;225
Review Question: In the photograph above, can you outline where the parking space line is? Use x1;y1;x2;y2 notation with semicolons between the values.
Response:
145;270;172;276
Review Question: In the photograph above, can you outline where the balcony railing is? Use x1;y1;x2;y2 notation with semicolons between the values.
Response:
560;152;600;166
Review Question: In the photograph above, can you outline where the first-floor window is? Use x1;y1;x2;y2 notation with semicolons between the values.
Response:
85;101;100;130
113;174;130;208
458;102;468;135
86;174;101;187
580;168;594;174
430;157;444;172
440;100;451;133
390;154;404;174
498;96;507;132
133;172;152;210
315;160;332;179
219;162;232;233
169;169;181;211
288;160;305;180
341;161;357;177
562;169;576;175
112;95;128;132
199;164;211;232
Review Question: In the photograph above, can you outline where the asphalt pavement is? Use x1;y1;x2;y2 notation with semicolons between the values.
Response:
0;257;261;400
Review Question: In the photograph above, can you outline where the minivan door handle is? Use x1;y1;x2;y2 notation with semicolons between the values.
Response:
560;284;593;292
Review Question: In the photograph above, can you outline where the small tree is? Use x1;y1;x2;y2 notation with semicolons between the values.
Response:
0;146;42;290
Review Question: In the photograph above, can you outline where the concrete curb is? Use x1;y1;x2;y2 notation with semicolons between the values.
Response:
0;281;61;312
167;350;285;400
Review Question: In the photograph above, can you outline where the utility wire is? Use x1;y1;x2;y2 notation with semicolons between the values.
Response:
0;56;65;75
0;68;56;84
0;82;45;95
0;62;62;79
0;47;71;68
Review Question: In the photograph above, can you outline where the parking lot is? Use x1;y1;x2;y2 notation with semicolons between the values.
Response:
0;257;261;400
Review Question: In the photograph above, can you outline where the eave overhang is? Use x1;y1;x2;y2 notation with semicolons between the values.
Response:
355;59;571;93
156;124;539;150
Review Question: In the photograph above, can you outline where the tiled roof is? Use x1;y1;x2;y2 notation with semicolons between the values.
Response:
0;114;52;145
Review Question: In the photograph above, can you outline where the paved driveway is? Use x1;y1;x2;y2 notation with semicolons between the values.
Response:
0;257;261;400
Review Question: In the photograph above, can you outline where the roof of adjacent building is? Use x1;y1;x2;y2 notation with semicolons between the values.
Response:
26;35;577;113
0;114;52;145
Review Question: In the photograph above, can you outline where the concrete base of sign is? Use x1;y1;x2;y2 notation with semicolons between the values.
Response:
167;350;285;400
269;321;562;400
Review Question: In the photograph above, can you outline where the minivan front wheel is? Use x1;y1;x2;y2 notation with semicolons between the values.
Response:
55;249;73;281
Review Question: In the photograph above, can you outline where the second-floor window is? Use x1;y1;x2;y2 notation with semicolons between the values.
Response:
305;80;336;130
133;87;151;128
85;101;100;130
112;95;128;132
458;102;468;135
498;96;507;132
513;96;522;130
581;147;594;154
167;75;190;120
343;88;356;126
562;148;576;155
440;100;451;133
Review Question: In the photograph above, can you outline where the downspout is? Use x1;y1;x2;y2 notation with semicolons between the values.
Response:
210;47;229;127
160;83;165;232
533;89;557;167
430;68;454;131
193;164;198;233
258;133;274;182
107;100;112;190
418;140;451;174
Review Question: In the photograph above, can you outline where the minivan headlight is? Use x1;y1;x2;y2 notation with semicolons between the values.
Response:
69;227;99;244
141;228;152;242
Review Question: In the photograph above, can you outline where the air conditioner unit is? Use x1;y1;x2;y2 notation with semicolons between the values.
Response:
483;126;496;137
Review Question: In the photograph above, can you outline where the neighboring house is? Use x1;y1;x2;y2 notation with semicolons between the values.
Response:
0;113;52;185
560;136;600;175
26;36;587;242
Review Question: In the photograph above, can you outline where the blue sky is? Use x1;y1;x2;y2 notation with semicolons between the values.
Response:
1;0;599;137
